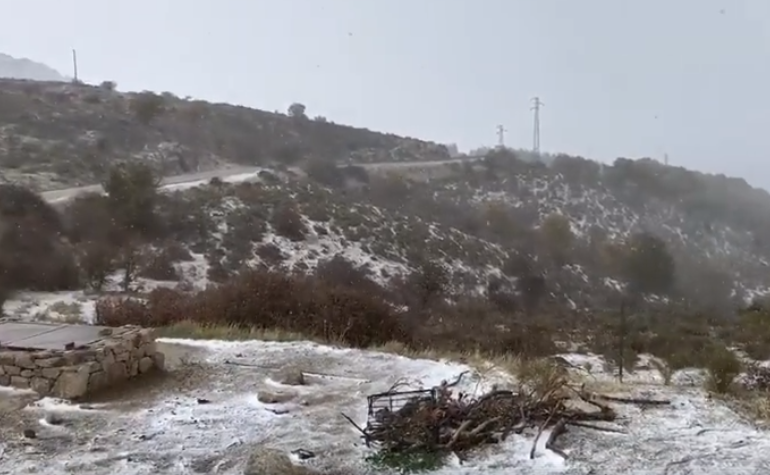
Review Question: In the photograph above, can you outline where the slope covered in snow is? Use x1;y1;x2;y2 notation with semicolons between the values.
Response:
1;339;768;475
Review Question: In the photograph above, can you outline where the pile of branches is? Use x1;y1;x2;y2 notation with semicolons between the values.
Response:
343;370;670;459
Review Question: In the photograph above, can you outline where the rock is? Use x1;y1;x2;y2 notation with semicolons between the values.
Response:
88;370;107;391
23;428;36;439
562;397;604;416
291;449;316;460
197;398;212;404
41;367;62;379
35;356;66;368
243;447;315;475
52;366;90;399
276;368;305;386
257;391;296;404
0;352;15;366
103;361;127;381
3;365;20;376
152;352;165;371
10;376;30;389
30;377;51;395
14;353;35;369
45;413;64;425
138;357;154;374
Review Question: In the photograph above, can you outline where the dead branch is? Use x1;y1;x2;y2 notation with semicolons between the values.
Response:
438;371;469;390
530;405;558;459
340;412;371;446
567;420;627;434
594;393;671;406
356;370;636;460
545;418;568;459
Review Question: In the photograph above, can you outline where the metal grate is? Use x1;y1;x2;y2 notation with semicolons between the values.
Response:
365;388;437;430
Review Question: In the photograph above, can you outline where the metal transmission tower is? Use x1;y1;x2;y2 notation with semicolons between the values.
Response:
496;124;507;148
531;97;544;154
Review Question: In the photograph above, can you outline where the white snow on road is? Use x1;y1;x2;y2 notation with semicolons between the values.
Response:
1;340;769;475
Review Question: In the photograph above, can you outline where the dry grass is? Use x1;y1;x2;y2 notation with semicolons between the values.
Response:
713;390;770;427
155;321;572;391
158;320;331;343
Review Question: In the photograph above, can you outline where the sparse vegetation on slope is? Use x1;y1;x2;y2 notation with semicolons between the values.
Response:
2;75;770;432
0;78;450;190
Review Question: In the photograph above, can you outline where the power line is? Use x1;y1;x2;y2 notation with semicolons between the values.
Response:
531;97;544;154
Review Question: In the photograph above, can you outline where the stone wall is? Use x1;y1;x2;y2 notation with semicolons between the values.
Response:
0;325;164;399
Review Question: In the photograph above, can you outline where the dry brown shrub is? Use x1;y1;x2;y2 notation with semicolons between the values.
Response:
94;268;410;349
411;298;558;358
271;203;307;241
139;248;181;281
255;243;285;267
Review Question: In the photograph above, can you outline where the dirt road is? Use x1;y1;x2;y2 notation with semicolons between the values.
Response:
39;157;482;204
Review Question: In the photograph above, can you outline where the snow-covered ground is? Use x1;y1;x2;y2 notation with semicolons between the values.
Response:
0;339;769;474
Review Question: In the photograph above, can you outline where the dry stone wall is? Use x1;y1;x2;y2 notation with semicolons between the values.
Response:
0;325;164;399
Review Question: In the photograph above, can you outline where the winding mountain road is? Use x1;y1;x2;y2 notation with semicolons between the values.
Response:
40;156;483;204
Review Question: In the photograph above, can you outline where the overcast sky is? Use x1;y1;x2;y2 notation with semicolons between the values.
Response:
2;0;768;186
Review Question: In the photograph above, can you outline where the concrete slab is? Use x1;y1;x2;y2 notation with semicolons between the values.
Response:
0;322;65;347
0;322;109;351
9;324;107;351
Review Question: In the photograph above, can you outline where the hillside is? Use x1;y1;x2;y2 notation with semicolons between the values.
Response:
0;53;67;82
0;76;768;319
0;79;449;190
3;79;770;473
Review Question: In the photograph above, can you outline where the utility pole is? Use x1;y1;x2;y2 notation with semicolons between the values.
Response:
531;97;544;154
617;299;627;384
664;153;669;166
496;124;507;148
72;49;79;83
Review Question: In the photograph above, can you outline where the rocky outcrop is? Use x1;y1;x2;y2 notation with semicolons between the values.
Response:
0;325;163;399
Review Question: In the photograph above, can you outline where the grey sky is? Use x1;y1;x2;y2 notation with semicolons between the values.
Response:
2;0;768;185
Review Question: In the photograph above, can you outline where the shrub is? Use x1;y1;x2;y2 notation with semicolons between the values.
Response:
95;268;410;349
102;162;162;240
271;203;307;241
705;345;742;394
75;241;118;291
255;243;285;267
304;159;344;187
129;91;166;125
314;255;380;295
139;248;181;281
622;232;676;295
0;185;80;294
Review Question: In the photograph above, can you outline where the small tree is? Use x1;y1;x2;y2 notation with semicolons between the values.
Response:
76;242;117;291
129;91;166;125
622;232;676;295
102;163;162;239
705;345;741;394
408;260;449;310
540;213;574;264
287;102;307;119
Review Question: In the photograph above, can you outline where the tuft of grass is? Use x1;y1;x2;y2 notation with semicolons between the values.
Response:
705;346;742;394
158;321;316;342
650;358;674;386
365;450;446;473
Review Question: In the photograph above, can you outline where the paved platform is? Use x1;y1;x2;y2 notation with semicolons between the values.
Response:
0;322;109;351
